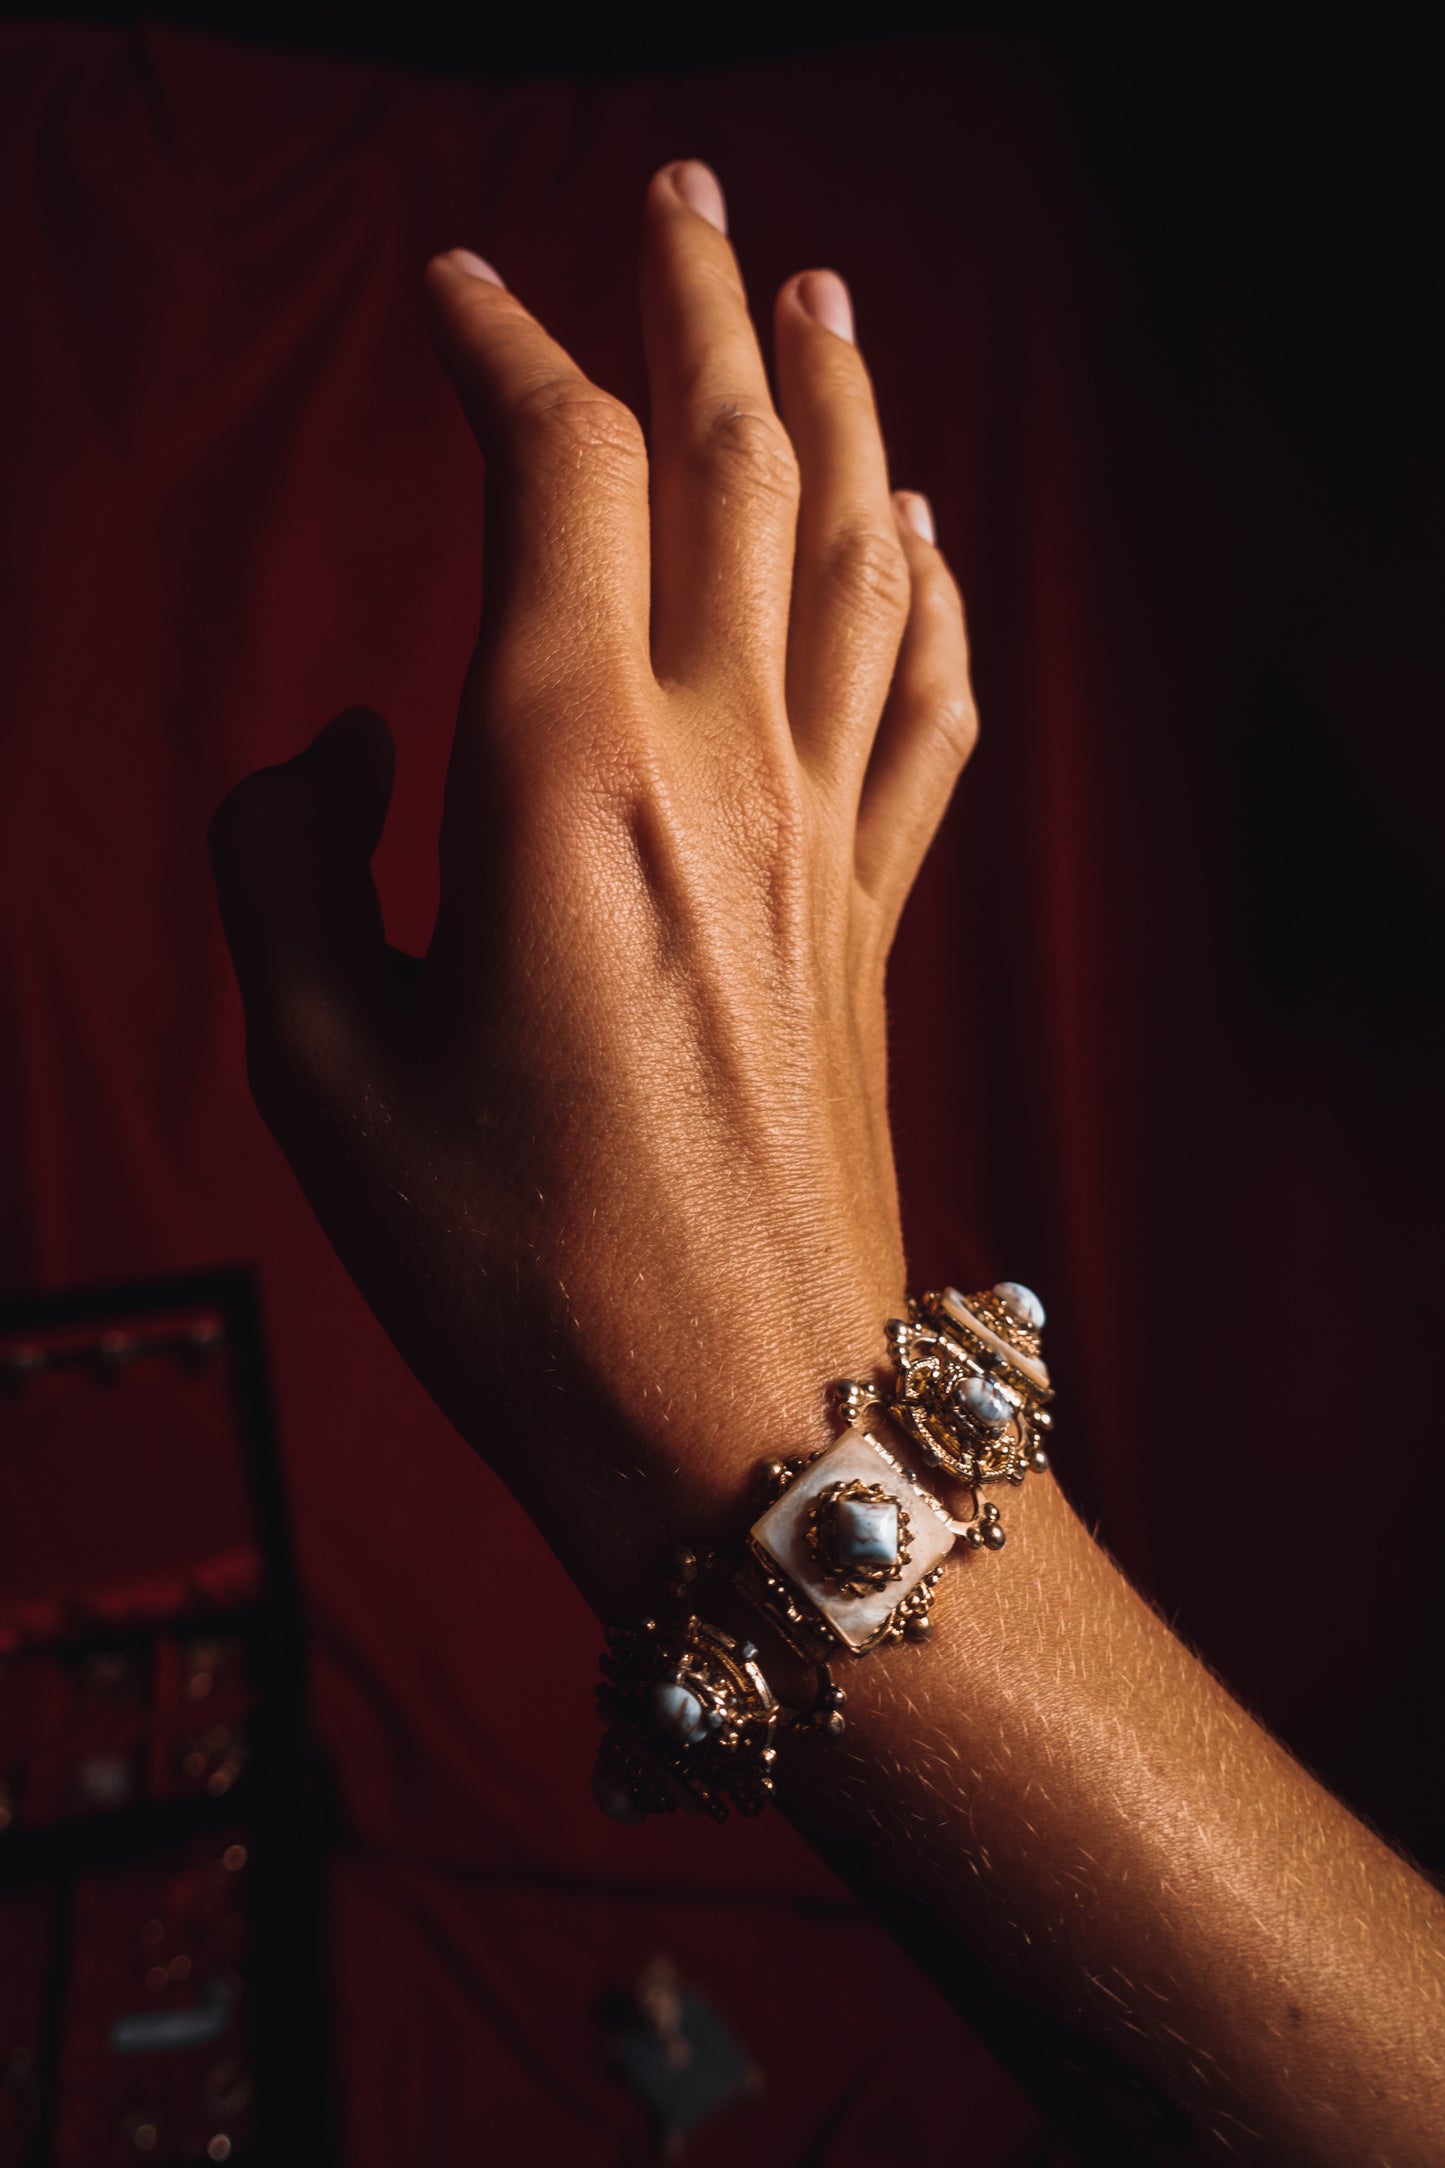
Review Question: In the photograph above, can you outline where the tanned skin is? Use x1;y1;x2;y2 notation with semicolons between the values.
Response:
209;160;1445;2164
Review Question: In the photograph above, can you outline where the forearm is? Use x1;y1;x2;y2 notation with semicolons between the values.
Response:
762;1462;1445;2166
292;1149;1445;2162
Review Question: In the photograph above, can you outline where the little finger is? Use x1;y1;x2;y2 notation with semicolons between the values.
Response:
853;493;977;927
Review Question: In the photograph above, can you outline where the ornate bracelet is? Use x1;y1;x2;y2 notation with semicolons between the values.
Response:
592;1281;1053;1824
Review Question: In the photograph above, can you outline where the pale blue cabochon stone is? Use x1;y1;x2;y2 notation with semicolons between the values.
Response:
956;1375;1012;1428
651;1679;710;1746
994;1280;1046;1330
836;1496;900;1566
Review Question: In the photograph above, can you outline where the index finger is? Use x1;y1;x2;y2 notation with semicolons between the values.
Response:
424;252;653;708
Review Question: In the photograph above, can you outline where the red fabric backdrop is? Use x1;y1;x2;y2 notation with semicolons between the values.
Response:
2;21;1440;2165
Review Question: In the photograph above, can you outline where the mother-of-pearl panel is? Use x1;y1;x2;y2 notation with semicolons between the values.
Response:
750;1427;956;1655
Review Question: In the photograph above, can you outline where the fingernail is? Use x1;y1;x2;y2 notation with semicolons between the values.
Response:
667;160;727;235
895;491;935;543
796;270;854;345
445;249;506;288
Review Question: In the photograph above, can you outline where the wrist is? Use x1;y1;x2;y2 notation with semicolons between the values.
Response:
515;1278;911;1621
584;1276;1065;1823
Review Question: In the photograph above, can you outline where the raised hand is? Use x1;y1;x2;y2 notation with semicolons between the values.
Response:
208;160;977;1613
208;161;1445;2168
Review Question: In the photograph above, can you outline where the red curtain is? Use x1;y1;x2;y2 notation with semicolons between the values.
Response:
2;21;1438;2164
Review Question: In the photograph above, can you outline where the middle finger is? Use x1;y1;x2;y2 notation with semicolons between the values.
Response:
639;162;800;721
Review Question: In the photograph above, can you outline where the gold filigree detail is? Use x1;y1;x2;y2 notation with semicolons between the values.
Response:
595;1614;780;1822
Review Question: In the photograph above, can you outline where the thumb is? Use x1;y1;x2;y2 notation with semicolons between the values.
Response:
209;706;397;1065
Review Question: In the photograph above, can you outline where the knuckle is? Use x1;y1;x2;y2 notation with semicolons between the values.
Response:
686;402;800;503
929;684;980;764
823;522;913;620
512;379;647;466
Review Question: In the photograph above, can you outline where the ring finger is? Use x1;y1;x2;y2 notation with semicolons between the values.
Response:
773;270;912;791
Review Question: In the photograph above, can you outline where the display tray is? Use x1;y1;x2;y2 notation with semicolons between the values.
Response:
0;1271;335;2168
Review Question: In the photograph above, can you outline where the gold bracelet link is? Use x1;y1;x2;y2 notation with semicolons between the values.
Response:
590;1280;1053;1824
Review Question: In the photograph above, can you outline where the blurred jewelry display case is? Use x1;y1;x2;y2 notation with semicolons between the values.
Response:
0;1270;335;2168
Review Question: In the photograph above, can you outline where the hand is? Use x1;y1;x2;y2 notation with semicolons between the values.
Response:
208;160;978;1612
